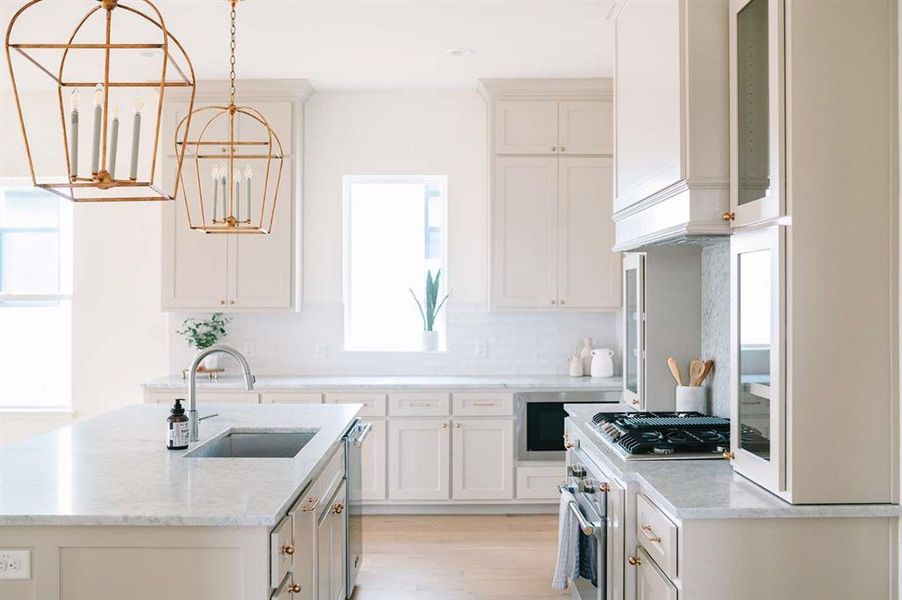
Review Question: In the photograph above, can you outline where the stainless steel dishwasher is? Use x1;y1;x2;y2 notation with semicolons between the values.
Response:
344;420;372;598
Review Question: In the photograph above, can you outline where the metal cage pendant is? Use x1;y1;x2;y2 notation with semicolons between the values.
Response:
173;0;283;235
4;0;196;202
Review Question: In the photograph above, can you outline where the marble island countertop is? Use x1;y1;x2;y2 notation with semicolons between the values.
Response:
0;403;361;527
565;403;901;520
143;374;623;393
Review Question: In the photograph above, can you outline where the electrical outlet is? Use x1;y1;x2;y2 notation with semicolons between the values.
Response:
241;342;256;358
475;340;488;358
0;550;30;580
315;344;327;360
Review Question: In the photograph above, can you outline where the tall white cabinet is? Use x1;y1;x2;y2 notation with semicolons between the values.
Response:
161;80;313;311
480;79;620;311
726;0;898;504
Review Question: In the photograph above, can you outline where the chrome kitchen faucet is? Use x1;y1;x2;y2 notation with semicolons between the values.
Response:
187;345;256;442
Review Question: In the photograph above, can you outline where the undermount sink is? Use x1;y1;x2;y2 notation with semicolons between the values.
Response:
184;430;319;458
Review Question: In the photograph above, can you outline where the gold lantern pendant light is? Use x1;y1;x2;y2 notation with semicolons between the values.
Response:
174;0;284;235
4;0;197;202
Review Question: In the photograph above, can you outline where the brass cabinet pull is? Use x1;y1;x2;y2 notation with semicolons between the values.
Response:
220;300;226;305
300;496;320;513
640;525;662;543
722;211;736;221
551;146;558;152
288;583;302;594
630;398;640;406
560;146;567;152
598;482;611;493
628;555;641;566
281;544;295;556
454;423;462;428
551;299;557;305
564;441;574;449
229;300;235;305
331;503;345;514
560;299;566;305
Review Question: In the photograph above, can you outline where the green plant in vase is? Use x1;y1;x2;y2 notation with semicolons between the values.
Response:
409;269;451;351
177;313;232;370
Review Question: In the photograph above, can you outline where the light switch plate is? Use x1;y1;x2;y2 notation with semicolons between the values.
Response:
0;550;31;579
475;340;488;358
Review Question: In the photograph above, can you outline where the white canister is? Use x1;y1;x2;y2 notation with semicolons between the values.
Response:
675;386;708;414
590;348;614;378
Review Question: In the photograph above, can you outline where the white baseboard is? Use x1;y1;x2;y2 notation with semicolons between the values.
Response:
362;503;556;515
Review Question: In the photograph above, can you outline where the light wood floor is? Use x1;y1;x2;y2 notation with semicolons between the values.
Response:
351;514;570;600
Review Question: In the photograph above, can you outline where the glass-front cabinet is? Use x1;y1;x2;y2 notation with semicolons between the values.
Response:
623;253;644;410
729;226;785;493
729;0;785;227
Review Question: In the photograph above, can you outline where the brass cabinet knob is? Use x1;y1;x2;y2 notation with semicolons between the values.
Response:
560;299;566;305
723;451;735;460
281;544;295;556
454;423;461;428
220;300;226;305
551;299;557;305
630;398;640;406
331;503;345;514
441;422;448;428
722;211;736;221
564;441;574;449
598;482;611;493
628;555;641;566
551;146;558;152
288;583;302;594
229;300;235;305
560;146;567;152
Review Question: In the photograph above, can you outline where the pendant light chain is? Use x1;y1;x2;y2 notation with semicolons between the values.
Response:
228;0;238;106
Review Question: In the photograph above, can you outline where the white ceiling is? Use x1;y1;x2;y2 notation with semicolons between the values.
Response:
1;0;614;90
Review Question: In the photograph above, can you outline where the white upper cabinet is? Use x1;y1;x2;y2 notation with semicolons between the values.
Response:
161;81;312;312
612;0;730;250
482;79;620;311
494;100;560;155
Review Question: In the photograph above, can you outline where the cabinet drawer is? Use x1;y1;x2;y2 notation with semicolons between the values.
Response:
636;494;678;580
263;392;323;404
452;392;514;416
636;547;677;600
270;574;299;600
389;393;450;416
270;514;293;589
325;393;386;417
516;465;562;500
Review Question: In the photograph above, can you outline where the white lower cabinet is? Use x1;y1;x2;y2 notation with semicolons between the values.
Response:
388;419;451;500
316;482;347;600
451;419;514;500
360;420;387;501
635;548;677;600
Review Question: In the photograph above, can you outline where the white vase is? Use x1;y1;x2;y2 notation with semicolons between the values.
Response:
421;330;439;352
202;352;219;371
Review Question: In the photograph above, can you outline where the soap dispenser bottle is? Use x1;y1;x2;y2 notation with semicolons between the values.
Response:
167;398;190;450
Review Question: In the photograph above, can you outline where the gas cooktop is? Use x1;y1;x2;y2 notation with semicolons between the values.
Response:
591;411;731;460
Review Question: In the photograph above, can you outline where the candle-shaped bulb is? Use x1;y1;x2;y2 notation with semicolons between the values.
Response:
70;89;80;112
233;169;242;183
211;166;219;181
112;103;121;119
243;165;253;180
93;84;104;107
133;95;144;113
218;162;227;179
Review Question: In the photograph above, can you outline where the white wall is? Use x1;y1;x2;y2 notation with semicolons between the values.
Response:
0;90;168;446
167;91;619;375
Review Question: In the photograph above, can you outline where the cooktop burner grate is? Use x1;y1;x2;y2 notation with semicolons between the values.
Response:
591;411;732;459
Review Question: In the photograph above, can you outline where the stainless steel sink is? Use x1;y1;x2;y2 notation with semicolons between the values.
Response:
184;430;319;458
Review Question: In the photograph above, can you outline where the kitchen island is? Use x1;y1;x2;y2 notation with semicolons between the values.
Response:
0;403;361;599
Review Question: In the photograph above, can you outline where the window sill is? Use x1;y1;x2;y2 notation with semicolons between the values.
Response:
0;408;75;419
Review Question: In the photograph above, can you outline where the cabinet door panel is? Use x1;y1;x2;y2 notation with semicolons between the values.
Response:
622;253;645;409
558;157;620;308
361;420;387;500
494;100;559;155
492;157;559;308
162;160;229;309
316;482;346;600
635;548;677;600
559;101;613;155
388;420;450;500
228;162;294;308
452;419;514;500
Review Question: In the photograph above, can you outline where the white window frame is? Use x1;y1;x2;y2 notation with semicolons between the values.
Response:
0;178;74;411
342;174;449;352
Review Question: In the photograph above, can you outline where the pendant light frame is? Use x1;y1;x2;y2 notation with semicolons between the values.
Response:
173;0;284;235
4;0;197;202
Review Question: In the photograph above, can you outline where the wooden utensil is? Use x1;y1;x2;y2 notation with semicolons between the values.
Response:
667;356;683;386
688;359;706;386
698;360;714;386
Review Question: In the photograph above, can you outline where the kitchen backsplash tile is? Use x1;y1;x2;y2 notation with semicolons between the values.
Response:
701;242;730;417
168;303;620;376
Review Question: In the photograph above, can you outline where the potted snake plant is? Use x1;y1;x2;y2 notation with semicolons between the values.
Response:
409;269;451;351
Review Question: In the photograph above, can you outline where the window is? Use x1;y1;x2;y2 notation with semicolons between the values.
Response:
343;176;447;351
0;186;73;409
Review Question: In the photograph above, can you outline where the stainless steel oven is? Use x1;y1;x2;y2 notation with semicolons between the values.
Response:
517;391;620;461
560;463;607;600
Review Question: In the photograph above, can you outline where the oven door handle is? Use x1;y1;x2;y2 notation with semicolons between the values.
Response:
568;501;595;536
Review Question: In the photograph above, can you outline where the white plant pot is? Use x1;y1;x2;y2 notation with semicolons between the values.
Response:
421;330;439;352
202;352;220;371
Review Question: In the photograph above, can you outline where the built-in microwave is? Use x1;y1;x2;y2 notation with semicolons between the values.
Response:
516;392;620;461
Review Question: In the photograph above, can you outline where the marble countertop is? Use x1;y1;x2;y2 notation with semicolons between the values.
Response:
0;403;361;527
143;374;623;393
565;403;901;520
